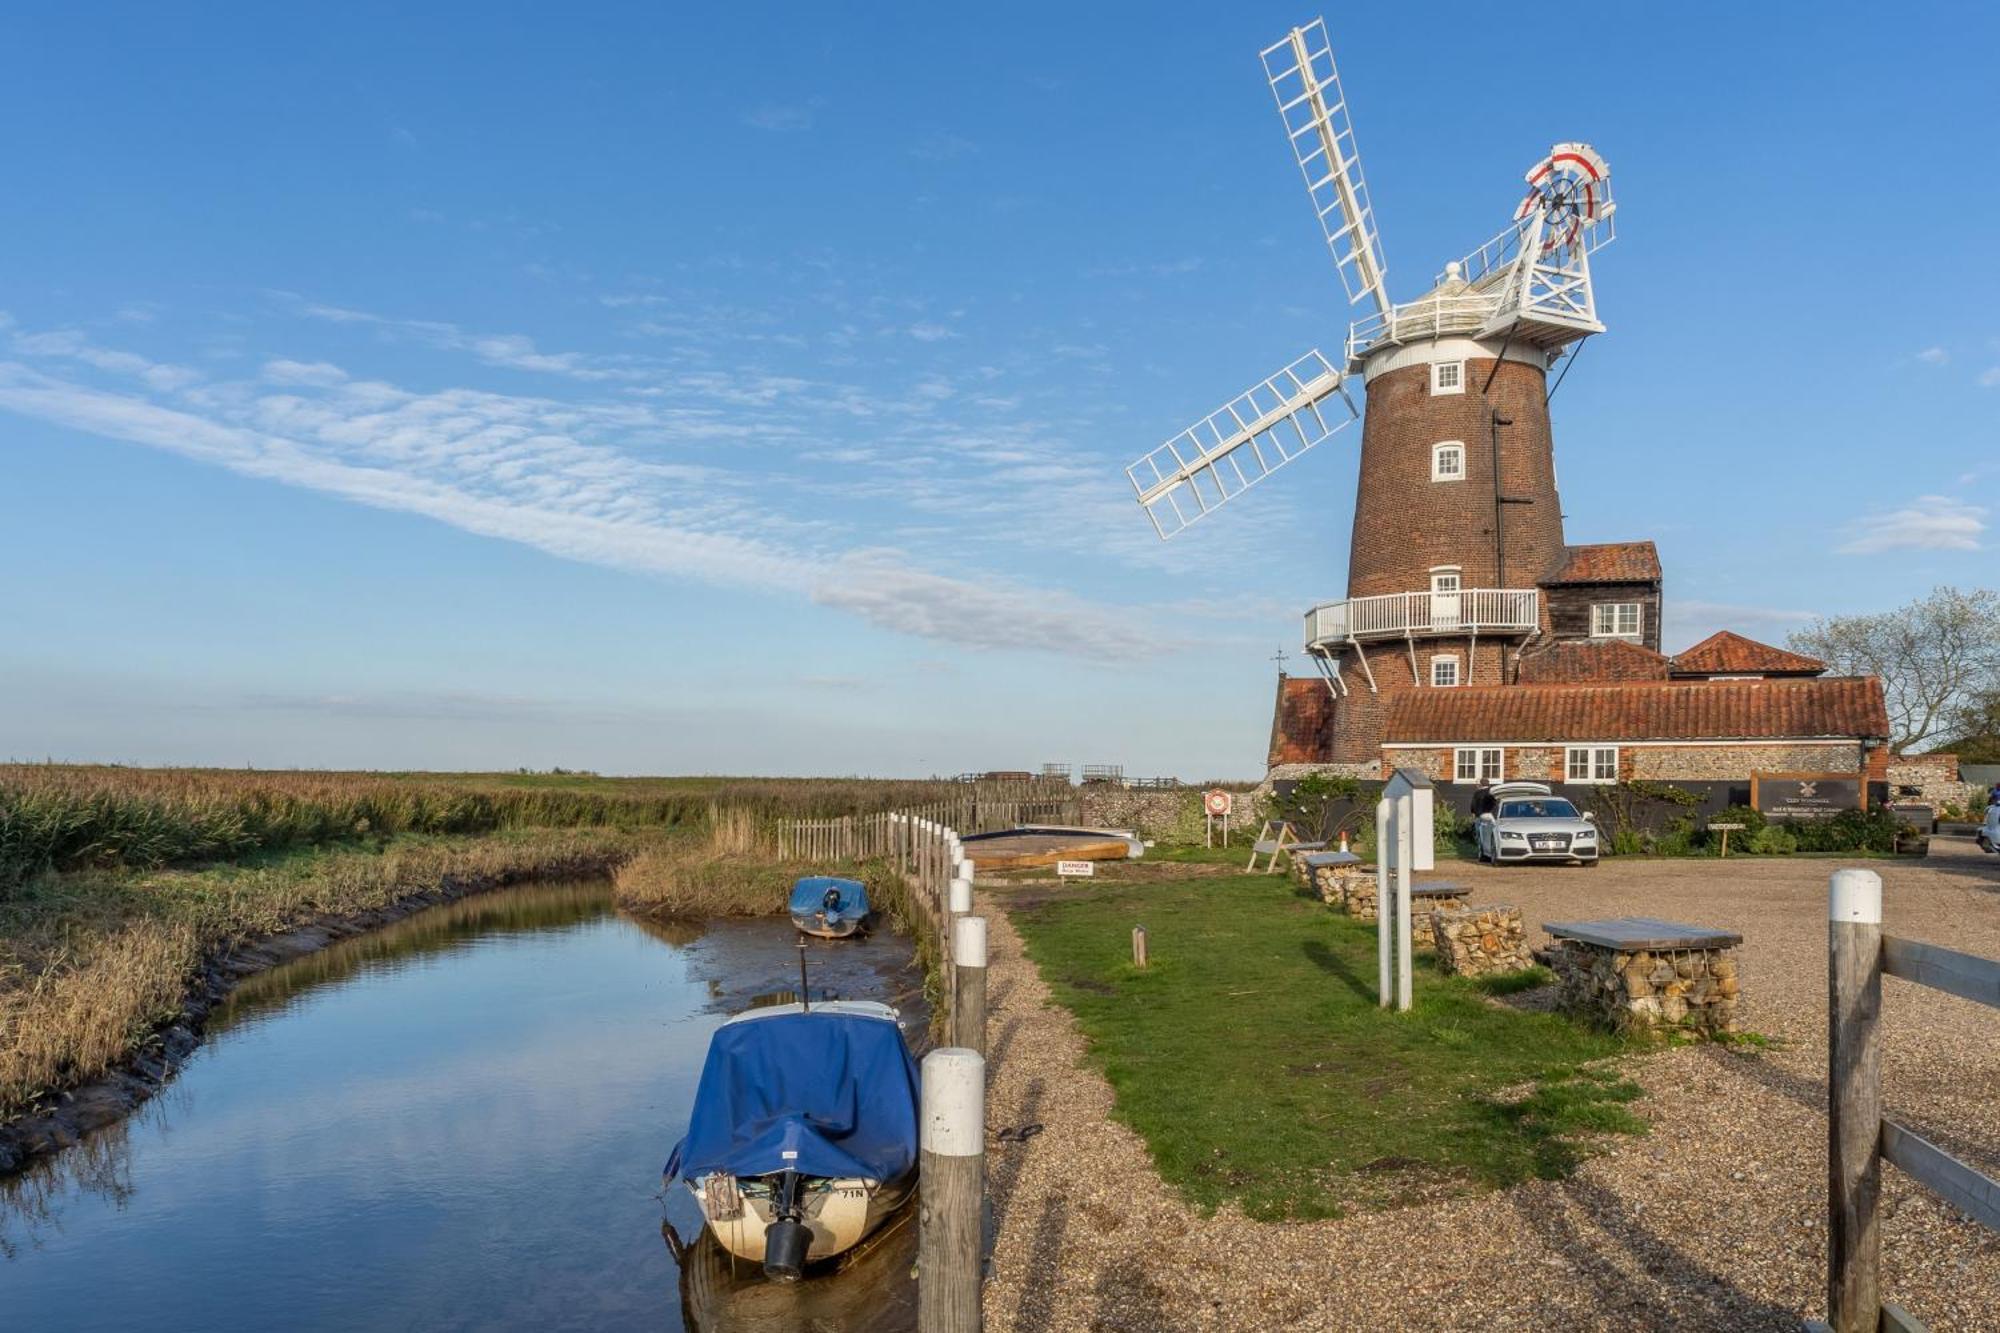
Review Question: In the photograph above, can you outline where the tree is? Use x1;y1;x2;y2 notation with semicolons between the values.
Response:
1940;686;2000;763
1788;586;2000;752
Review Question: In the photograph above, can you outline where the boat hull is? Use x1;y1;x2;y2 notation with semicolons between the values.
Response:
791;911;866;939
690;1171;915;1267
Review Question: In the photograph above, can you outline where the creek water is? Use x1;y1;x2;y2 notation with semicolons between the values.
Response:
0;881;926;1331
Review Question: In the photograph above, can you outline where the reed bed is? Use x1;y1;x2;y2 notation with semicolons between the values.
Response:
0;830;641;1122
0;765;991;892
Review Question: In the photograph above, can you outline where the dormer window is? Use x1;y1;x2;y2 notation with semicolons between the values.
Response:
1432;441;1466;481
1431;360;1464;395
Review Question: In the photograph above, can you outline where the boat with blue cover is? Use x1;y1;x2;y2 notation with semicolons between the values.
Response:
788;875;870;939
663;999;920;1280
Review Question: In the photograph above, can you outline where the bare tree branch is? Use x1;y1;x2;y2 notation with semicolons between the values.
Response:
1789;586;2000;751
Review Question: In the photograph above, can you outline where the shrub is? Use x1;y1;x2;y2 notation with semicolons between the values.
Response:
1749;824;1799;855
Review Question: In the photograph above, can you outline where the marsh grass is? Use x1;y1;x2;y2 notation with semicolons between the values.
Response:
0;829;641;1121
0;765;982;891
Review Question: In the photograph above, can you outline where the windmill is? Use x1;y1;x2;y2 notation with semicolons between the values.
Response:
1124;17;1616;542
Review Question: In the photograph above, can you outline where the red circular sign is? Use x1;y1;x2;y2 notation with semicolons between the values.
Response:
1204;789;1233;816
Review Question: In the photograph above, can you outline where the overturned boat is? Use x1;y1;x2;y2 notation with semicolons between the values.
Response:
663;1000;920;1280
788;875;870;939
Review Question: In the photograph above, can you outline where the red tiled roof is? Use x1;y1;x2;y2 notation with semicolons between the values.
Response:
1382;677;1888;744
1269;676;1338;766
1542;541;1662;584
1516;638;1673;684
1670;631;1826;677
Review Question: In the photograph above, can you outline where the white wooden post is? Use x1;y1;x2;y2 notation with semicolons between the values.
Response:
919;1048;984;1332
1828;868;1883;1333
952;916;987;1056
1375;796;1393;1009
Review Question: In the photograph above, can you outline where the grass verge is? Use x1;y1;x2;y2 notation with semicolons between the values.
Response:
1008;870;1643;1221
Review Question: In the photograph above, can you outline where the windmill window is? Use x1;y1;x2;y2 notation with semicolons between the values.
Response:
1430;655;1461;688
1590;603;1643;639
1432;441;1466;481
1431;361;1465;395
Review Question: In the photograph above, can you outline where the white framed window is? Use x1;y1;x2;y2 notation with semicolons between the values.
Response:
1454;746;1504;783
1431;360;1464;395
1590;602;1643;639
1430;567;1461;594
1430;654;1461;688
1431;440;1466;481
1566;745;1619;784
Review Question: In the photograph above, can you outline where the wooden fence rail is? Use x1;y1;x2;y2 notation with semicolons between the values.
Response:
1818;868;2000;1333
769;781;1082;863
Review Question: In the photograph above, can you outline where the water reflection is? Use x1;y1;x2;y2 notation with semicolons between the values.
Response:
1;882;923;1331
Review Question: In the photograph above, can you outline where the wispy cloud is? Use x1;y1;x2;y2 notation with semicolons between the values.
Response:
1662;599;1819;654
1837;495;1988;554
1979;366;2000;388
744;104;815;132
907;321;957;342
1914;346;1949;365
910;131;977;162
0;309;1163;662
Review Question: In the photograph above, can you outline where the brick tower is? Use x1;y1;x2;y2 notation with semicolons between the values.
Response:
1120;23;1620;773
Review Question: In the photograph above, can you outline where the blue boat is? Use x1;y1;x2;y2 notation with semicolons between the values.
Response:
788;875;870;939
664;1000;920;1280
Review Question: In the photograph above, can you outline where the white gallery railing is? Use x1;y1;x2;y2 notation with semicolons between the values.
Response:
1303;588;1540;648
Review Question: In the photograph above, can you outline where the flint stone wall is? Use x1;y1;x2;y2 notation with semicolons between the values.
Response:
1431;904;1535;976
1548;939;1741;1036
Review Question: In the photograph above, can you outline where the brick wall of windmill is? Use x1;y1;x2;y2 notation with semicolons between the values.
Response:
1344;357;1568;599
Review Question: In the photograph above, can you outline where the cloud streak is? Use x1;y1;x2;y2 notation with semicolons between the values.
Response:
1836;494;1987;555
0;310;1163;662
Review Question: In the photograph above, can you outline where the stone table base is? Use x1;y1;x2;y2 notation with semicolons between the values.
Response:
1431;904;1535;977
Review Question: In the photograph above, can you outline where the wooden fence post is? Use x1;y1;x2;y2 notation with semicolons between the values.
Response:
1828;867;1883;1333
919;1047;984;1333
1131;925;1148;969
952;915;987;1056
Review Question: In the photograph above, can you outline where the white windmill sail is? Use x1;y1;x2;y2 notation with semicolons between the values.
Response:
1261;20;1392;319
1125;350;1356;540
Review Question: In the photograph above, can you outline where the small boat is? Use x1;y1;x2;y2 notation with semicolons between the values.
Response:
664;1000;921;1280
788;875;870;939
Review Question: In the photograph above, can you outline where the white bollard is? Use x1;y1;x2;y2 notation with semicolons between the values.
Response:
919;1048;984;1332
1828;868;1883;1333
949;876;973;915
960;858;977;883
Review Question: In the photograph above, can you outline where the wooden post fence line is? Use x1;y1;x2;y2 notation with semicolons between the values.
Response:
1816;867;2000;1333
766;780;1084;865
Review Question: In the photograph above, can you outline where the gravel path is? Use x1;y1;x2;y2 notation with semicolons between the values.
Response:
977;840;2000;1331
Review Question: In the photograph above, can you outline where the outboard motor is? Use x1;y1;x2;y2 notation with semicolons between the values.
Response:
762;1169;810;1281
823;886;842;913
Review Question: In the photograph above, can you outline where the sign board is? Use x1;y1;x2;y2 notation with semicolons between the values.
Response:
1055;860;1095;878
1751;772;1864;821
1203;789;1233;816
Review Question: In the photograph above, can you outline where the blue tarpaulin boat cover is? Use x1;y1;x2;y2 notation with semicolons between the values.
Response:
664;1011;920;1185
788;876;869;922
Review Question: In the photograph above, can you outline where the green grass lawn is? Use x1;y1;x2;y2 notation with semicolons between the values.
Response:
1010;870;1644;1220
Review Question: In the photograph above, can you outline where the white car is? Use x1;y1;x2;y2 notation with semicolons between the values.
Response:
1980;803;2000;854
1475;781;1602;866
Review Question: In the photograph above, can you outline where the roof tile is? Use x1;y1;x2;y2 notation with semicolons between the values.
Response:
1383;676;1888;744
1670;630;1826;677
1543;541;1662;584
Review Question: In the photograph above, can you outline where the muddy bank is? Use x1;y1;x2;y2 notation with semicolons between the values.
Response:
0;849;626;1178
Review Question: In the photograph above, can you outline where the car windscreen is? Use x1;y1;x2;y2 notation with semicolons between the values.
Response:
1499;799;1580;819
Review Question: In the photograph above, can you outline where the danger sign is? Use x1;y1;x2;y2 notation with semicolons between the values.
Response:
1204;789;1233;816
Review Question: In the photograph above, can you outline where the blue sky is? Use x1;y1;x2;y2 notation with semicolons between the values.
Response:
1;3;1994;777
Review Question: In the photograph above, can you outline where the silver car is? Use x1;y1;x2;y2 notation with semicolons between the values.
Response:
1980;803;2000;854
1474;782;1601;866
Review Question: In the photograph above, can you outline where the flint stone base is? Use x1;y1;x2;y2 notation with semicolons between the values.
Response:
1547;939;1742;1037
1430;904;1535;977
